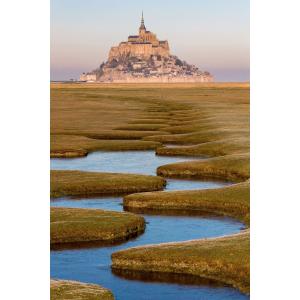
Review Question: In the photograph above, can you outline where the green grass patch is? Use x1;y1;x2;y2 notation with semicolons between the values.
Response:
51;170;166;198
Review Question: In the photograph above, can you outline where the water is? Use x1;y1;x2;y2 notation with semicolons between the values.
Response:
51;196;245;299
51;150;200;175
50;150;249;299
51;213;245;299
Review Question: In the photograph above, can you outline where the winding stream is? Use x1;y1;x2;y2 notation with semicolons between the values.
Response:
51;150;249;300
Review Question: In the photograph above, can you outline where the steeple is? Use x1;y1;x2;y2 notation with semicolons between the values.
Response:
139;11;146;31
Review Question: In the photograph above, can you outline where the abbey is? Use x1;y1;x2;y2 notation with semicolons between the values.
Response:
80;14;213;83
108;13;170;61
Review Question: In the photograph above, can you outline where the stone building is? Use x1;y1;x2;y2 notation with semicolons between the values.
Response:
80;13;213;83
79;73;96;82
108;12;169;61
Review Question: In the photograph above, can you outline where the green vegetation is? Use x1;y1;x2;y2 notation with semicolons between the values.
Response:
51;170;166;198
51;207;145;245
112;231;250;294
124;181;250;225
50;279;114;300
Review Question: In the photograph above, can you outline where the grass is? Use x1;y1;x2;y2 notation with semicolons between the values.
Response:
124;181;250;225
62;130;170;140
51;207;145;245
112;231;250;294
51;82;250;293
156;138;249;157
51;134;161;158
157;154;250;182
50;170;166;198
51;83;249;160
50;279;114;300
115;123;167;131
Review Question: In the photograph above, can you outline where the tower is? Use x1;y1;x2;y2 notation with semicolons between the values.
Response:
139;11;146;35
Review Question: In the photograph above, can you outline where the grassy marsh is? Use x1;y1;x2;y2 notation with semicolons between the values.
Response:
50;279;114;300
51;207;145;245
157;154;249;182
51;134;161;158
156;138;249;157
50;170;166;198
112;231;250;294
51;82;250;294
124;181;250;225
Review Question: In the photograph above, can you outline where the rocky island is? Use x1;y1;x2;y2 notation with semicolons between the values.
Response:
80;13;213;83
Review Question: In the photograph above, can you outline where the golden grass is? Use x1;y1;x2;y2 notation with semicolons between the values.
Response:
51;82;249;160
51;170;166;198
51;82;250;293
156;138;249;157
112;231;250;294
51;134;161;158
50;279;114;300
51;207;145;245
157;154;249;182
124;181;250;225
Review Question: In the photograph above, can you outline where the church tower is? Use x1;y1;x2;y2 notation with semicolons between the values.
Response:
139;12;146;35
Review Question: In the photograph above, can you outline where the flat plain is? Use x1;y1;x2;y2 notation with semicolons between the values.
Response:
51;82;250;296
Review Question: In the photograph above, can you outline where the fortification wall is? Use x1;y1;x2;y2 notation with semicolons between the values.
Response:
109;43;169;61
79;73;97;81
98;75;213;83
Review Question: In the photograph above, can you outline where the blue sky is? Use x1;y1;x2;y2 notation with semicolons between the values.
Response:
51;0;249;81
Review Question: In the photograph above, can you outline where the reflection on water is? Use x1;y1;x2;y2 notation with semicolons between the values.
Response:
51;196;246;299
51;196;124;211
112;268;229;287
50;151;248;299
51;212;246;299
51;150;200;175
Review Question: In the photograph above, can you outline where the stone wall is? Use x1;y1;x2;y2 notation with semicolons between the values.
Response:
79;73;97;82
109;42;169;61
98;75;213;83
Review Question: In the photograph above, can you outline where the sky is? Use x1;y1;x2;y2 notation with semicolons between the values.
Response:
51;0;249;82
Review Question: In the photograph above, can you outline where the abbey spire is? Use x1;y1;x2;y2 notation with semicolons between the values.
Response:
80;13;213;83
139;11;146;33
